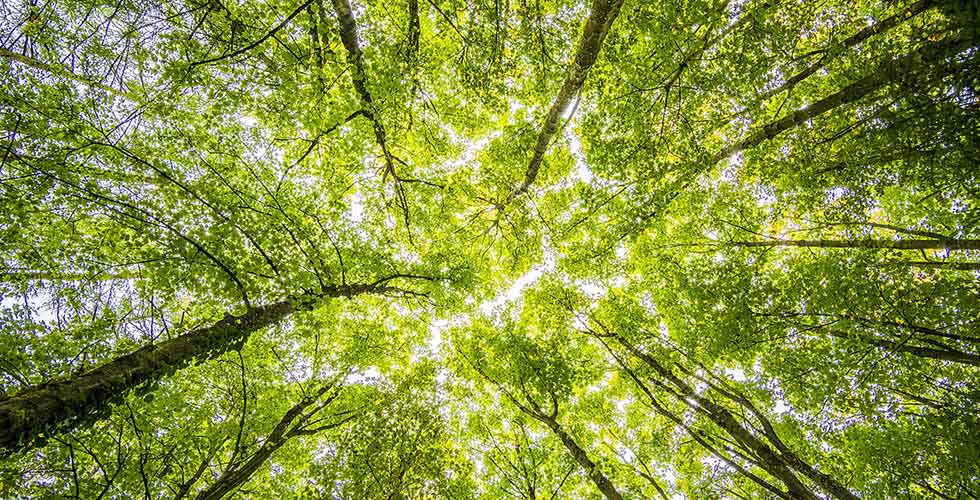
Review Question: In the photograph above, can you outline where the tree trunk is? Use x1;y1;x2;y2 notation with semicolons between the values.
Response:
0;48;125;96
0;301;290;455
195;382;344;500
899;261;980;271
760;0;934;100
732;238;980;251
0;283;381;455
331;0;395;172
509;0;625;201
539;414;624;500
615;335;829;500
827;330;980;366
463;351;625;500
714;32;974;163
602;338;791;499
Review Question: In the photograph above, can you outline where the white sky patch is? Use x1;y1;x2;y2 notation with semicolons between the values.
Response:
479;246;557;315
614;394;634;413
576;279;606;301
721;153;741;182
724;367;747;382
825;186;850;203
566;126;593;184
238;114;258;128
507;97;524;119
443;131;499;173
346;366;382;385
614;243;629;260
347;189;365;223
479;267;544;315
726;0;748;23
773;398;792;415
428;319;447;354
753;184;777;207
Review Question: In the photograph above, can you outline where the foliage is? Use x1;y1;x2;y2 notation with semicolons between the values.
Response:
1;0;978;498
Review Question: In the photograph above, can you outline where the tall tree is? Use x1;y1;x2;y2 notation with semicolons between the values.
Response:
1;0;978;497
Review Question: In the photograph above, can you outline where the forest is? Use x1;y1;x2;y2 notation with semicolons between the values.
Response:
0;0;978;498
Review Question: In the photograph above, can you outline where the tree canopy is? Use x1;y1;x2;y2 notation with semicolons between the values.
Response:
1;0;978;498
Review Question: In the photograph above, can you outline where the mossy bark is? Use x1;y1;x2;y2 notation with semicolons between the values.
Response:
0;301;293;455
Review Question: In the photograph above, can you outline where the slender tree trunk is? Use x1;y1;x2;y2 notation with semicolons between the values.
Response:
462;350;625;500
195;382;346;500
898;261;980;271
0;270;137;282
0;283;382;455
760;0;934;100
538;414;624;500
0;48;125;96
732;238;980;250
331;0;395;172
689;366;859;500
509;0;625;201
714;33;975;162
827;330;980;366
615;335;839;500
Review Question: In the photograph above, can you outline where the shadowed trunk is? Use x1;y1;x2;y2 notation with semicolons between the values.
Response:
827;330;980;366
463;351;625;500
760;0;935;100
714;32;975;162
612;333;858;500
0;282;386;455
195;382;352;500
733;238;980;250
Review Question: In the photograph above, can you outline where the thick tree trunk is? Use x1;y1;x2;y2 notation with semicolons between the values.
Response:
0;283;381;455
509;0;625;201
405;0;420;63
733;238;980;250
0;301;291;455
331;0;395;172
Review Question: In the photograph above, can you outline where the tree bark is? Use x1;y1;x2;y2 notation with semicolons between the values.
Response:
595;335;792;499
827;330;980;366
899;261;980;271
195;382;348;500
462;350;625;500
614;335;839;500
732;238;980;250
0;283;384;455
330;0;396;173
0;48;125;96
714;32;975;163
509;0;625;202
538;414;624;500
760;0;934;100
